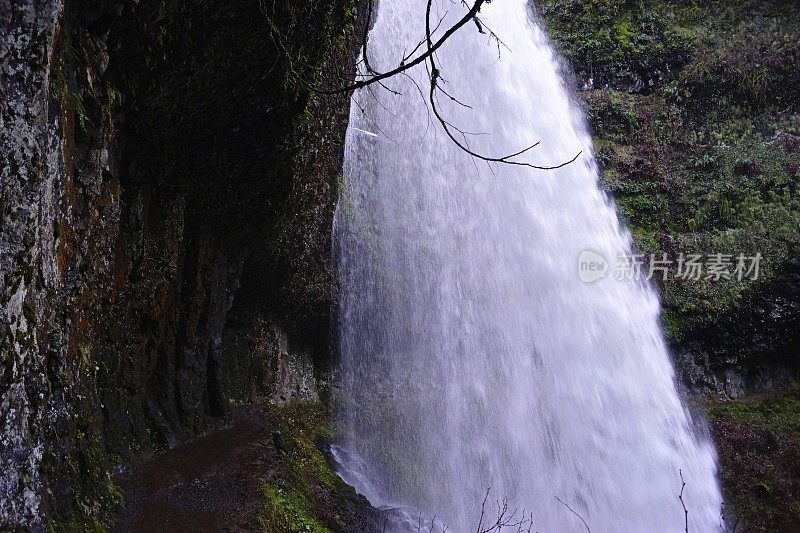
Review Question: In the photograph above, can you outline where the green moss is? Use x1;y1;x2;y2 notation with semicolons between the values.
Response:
260;484;330;533
52;472;125;533
30;151;46;184
45;431;124;533
258;401;340;529
270;401;337;489
541;0;800;343
705;390;800;530
538;0;693;71
22;300;37;326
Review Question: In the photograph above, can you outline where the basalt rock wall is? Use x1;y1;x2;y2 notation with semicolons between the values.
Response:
0;0;363;528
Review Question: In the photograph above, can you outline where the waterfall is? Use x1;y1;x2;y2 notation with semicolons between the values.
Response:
333;0;722;530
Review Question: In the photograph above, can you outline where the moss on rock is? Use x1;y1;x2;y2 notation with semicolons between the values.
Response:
261;483;330;533
540;0;800;394
539;1;800;528
259;401;378;532
706;390;800;530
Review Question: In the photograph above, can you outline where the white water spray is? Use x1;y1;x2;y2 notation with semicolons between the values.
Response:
334;0;722;530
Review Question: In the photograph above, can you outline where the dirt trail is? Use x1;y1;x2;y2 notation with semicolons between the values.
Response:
112;406;277;532
112;404;381;532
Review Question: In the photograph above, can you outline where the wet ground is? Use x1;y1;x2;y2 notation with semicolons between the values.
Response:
112;406;279;532
112;404;381;532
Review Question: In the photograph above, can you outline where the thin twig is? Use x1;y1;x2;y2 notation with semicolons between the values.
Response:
421;0;581;169
313;0;492;94
678;469;689;533
555;496;591;533
264;0;582;170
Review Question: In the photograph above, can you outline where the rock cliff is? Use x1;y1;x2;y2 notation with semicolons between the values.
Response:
538;0;800;397
1;0;363;528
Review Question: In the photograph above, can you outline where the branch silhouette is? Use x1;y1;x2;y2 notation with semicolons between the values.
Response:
422;0;581;170
678;469;689;533
555;496;591;532
262;0;582;170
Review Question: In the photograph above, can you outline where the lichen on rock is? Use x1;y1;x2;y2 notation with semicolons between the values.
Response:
1;0;368;528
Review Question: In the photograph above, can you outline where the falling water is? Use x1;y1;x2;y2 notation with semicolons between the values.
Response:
333;0;722;530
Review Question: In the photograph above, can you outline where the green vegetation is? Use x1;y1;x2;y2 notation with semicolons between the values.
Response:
540;0;800;342
43;419;125;533
259;401;337;532
261;484;329;533
706;390;800;530
539;0;693;68
70;90;93;133
539;4;800;526
270;401;338;489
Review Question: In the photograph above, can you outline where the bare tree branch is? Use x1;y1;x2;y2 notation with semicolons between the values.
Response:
263;0;582;170
316;0;489;94
472;487;534;533
555;496;591;533
422;0;581;169
678;469;689;533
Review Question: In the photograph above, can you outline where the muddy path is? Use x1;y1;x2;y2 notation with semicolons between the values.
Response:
112;405;379;532
112;407;276;532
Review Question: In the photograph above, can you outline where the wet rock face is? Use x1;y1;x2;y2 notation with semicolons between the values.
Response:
220;314;321;406
538;0;800;398
1;0;362;528
675;261;800;397
1;0;69;525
